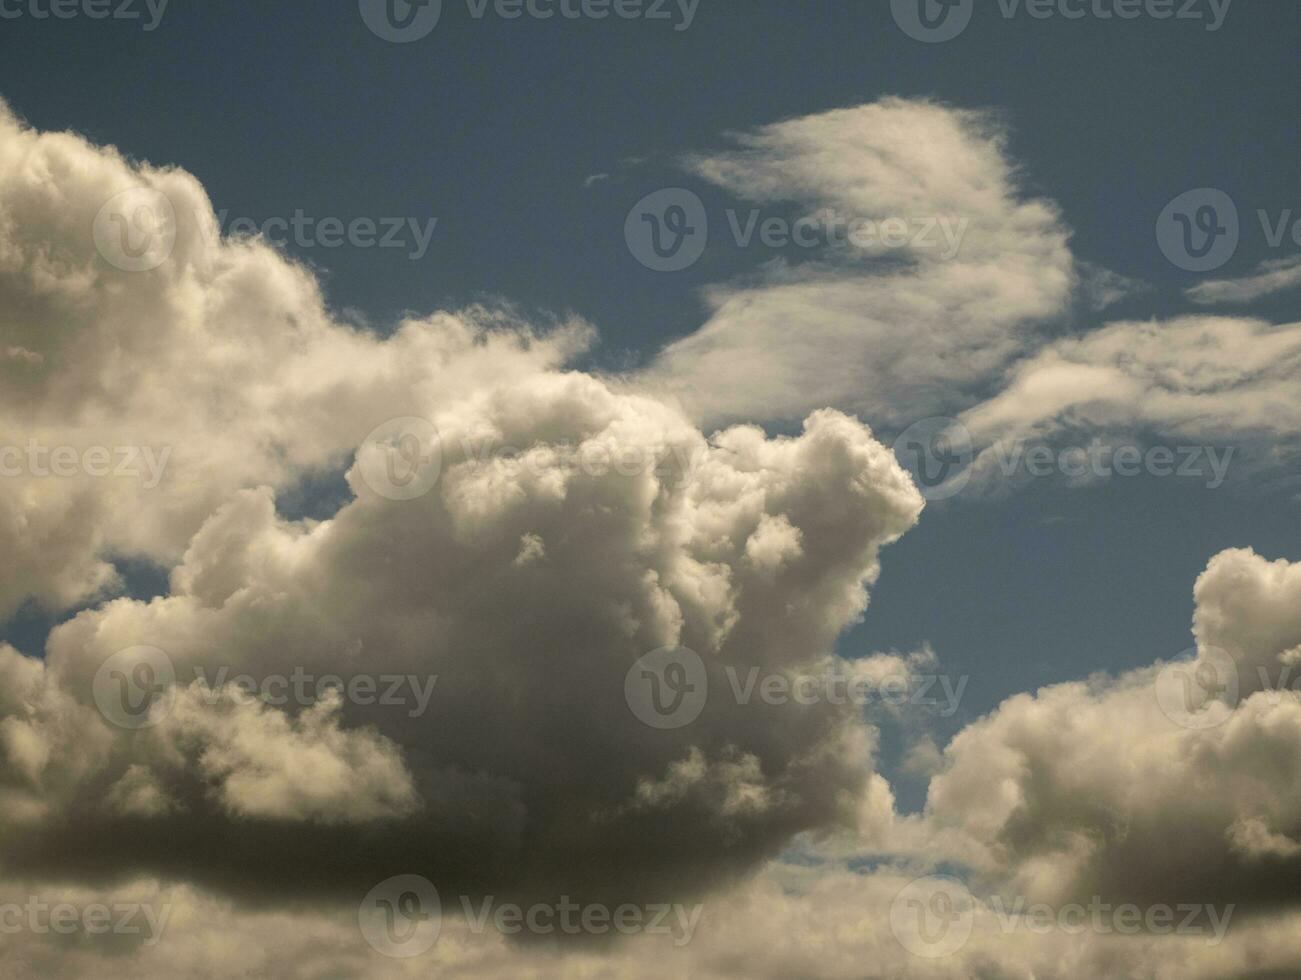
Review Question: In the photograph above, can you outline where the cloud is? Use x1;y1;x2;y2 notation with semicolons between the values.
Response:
639;98;1077;429
0;98;588;621
921;549;1301;914
0;101;927;910
957;316;1301;493
1187;255;1301;305
4;96;1301;978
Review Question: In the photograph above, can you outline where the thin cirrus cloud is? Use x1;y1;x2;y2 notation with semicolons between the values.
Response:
1187;254;1301;305
636;99;1301;501
639;97;1077;430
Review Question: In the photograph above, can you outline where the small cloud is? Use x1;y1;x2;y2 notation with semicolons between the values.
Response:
1186;254;1301;305
1078;262;1149;311
583;173;611;189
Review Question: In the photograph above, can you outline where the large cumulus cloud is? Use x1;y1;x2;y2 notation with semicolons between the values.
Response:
0;98;588;620
0;94;926;910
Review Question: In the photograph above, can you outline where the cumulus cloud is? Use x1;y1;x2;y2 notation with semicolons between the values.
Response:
0;97;588;621
919;549;1301;916
0;95;928;916
4;96;1301;979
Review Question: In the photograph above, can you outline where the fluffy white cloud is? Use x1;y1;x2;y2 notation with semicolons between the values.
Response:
921;549;1301;914
0;98;589;620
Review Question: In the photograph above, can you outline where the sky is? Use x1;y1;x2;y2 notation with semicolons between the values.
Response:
0;1;1299;977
